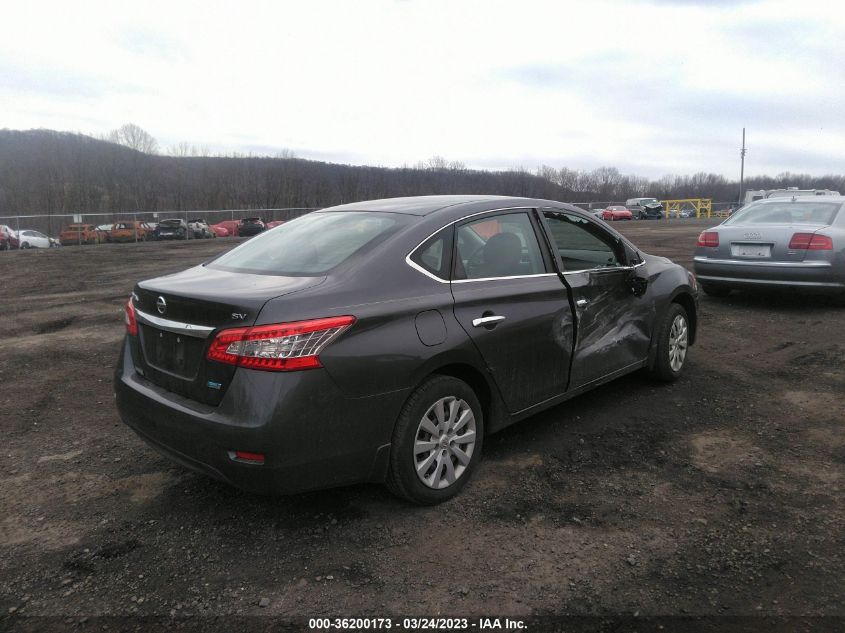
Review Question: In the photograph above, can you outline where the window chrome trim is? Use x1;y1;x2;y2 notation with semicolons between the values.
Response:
452;273;559;284
562;260;646;276
404;206;550;284
135;308;216;339
693;256;832;268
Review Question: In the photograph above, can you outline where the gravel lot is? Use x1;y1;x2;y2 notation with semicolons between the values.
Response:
0;219;842;625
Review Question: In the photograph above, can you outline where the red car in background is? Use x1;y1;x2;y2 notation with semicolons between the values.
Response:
1;225;18;250
265;220;285;229
601;205;633;221
211;220;239;237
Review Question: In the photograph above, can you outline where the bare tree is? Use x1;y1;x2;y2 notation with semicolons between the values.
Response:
107;123;158;154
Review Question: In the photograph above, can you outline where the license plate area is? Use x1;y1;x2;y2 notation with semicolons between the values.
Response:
140;325;204;379
731;243;772;258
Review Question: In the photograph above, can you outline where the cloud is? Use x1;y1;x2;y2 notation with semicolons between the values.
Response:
0;63;147;99
1;0;844;179
115;27;189;61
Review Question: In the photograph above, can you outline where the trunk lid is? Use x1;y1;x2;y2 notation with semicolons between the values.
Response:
131;265;325;405
711;222;829;263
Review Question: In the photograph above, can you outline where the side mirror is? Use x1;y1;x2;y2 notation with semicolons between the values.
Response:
628;272;648;297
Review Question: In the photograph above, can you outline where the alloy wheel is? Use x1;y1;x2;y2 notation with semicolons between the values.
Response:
668;314;688;372
414;396;477;490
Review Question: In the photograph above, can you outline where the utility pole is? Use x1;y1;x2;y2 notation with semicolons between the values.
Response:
739;127;747;204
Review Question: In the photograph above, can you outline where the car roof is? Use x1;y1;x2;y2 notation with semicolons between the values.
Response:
753;195;845;203
318;195;585;217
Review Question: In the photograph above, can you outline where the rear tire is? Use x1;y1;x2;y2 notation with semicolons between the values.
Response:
649;303;690;382
386;375;483;505
21;242;30;249
701;283;731;298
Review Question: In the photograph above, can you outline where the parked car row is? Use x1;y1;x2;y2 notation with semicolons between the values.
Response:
2;224;59;249
590;199;666;221
1;217;286;250
589;200;710;221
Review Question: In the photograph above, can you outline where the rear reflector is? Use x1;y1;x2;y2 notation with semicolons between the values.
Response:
207;315;355;371
696;231;719;247
788;233;833;250
125;298;138;335
229;450;265;464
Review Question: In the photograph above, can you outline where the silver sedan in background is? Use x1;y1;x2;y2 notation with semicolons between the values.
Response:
693;196;845;297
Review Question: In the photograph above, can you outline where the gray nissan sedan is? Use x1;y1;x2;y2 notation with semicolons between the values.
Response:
116;195;698;504
694;196;845;297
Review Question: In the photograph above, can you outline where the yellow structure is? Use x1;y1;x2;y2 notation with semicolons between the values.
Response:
662;198;713;219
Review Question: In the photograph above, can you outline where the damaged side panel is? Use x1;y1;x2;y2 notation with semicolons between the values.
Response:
565;268;655;389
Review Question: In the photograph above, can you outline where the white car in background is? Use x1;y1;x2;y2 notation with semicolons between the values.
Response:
17;229;59;249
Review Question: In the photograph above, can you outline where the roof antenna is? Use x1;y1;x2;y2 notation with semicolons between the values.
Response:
738;127;747;204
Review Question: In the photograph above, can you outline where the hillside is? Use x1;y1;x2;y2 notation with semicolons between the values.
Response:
1;129;843;215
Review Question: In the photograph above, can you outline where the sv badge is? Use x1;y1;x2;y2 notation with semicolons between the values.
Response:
232;313;247;320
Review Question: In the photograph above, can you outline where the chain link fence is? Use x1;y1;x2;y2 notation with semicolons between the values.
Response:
2;200;734;249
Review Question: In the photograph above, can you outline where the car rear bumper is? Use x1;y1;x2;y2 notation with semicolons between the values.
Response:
114;338;404;495
693;256;845;291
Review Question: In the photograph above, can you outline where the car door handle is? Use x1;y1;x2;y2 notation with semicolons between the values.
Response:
576;299;589;307
472;315;506;327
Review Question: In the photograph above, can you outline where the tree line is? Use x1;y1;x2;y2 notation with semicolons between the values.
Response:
1;127;843;217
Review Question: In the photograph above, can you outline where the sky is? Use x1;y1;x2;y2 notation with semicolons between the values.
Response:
1;0;844;179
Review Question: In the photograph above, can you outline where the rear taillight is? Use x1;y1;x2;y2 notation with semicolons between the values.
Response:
696;231;719;247
207;316;355;371
788;233;833;250
125;298;138;335
229;450;265;465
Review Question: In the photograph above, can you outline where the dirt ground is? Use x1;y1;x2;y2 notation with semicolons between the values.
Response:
0;220;842;626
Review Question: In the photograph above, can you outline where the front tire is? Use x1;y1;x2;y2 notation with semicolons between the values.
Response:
386;375;483;505
649;303;690;382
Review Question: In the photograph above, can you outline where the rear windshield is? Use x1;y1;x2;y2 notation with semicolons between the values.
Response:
209;211;408;276
159;220;182;227
726;201;842;225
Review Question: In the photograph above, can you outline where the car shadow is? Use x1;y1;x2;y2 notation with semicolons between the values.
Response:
705;288;844;311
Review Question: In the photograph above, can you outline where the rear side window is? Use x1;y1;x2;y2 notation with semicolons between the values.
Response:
454;211;546;280
210;211;408;276
409;227;453;280
543;211;621;270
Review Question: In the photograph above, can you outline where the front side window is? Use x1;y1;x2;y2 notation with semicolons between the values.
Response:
543;211;622;270
209;211;408;276
454;211;546;280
